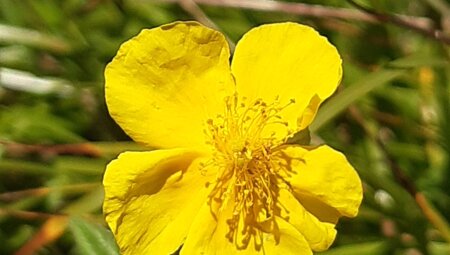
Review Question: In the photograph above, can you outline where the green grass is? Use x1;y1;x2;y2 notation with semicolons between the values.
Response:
0;0;449;254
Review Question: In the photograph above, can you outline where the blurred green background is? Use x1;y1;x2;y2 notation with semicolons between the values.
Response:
0;0;449;254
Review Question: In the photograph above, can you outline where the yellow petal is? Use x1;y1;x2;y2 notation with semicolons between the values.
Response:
180;202;243;255
105;21;234;148
275;145;363;223
181;200;312;255
231;23;342;136
103;149;215;255
278;188;336;252
262;218;312;255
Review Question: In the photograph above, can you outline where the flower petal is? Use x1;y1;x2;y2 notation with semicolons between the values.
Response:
105;21;234;148
181;201;312;255
278;188;336;251
275;145;363;223
261;218;312;255
103;149;215;255
231;23;342;135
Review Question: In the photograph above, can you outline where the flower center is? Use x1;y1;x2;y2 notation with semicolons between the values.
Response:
204;93;294;248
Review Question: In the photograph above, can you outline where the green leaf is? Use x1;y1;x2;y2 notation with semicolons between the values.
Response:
319;241;388;255
0;23;72;53
63;187;104;214
310;69;405;132
0;103;83;144
387;54;449;68
429;241;450;255
288;128;311;145
69;217;119;255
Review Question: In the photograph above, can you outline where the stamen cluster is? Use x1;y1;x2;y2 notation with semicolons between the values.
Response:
204;93;295;248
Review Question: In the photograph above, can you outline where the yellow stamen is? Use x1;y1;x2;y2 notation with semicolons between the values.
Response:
204;92;295;248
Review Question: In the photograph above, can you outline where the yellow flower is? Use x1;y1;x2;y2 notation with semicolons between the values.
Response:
103;21;363;255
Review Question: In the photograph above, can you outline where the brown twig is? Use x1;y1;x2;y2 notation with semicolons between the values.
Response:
14;216;68;255
152;0;450;44
0;141;102;158
0;183;99;202
347;0;450;44
348;106;450;243
178;0;219;30
177;0;236;50
0;208;65;220
151;0;434;30
422;0;450;33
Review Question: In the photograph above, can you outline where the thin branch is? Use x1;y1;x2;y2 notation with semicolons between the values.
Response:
14;216;68;255
0;183;99;202
177;0;236;50
178;0;221;31
0;141;102;158
150;0;433;30
0;208;65;220
421;0;450;34
347;0;450;44
423;0;450;17
348;106;450;244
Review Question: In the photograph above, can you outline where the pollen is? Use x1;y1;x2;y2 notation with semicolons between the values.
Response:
204;92;295;248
